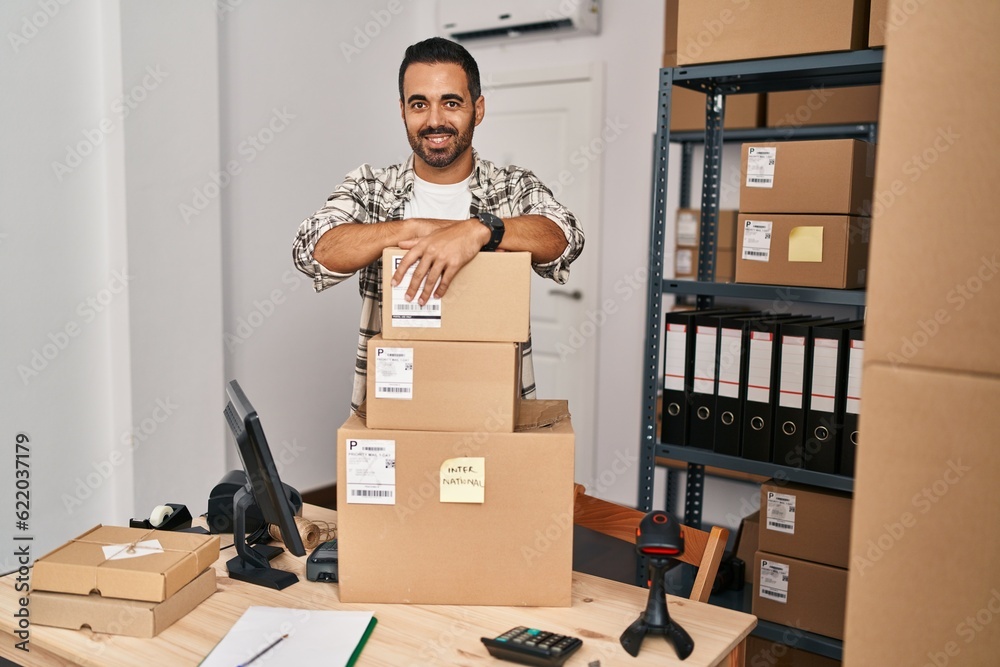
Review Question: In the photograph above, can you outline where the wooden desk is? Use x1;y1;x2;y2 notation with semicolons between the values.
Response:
0;505;755;666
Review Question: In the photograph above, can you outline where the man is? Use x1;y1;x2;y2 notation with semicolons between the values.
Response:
292;37;584;413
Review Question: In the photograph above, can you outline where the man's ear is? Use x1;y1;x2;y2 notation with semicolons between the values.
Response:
399;99;406;122
474;95;485;127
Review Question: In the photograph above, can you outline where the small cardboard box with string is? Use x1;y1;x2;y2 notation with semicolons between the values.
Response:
30;525;220;637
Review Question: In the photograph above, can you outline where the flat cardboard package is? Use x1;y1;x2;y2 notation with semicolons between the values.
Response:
32;526;220;602
365;334;519;432
671;87;763;132
846;363;1000;666
381;248;530;343
32;568;216;638
759;481;852;569
735;214;870;289
869;0;888;47
663;0;868;67
746;636;841;667
739;140;875;216
753;551;848;640
765;86;880;128
734;510;759;583
337;400;574;606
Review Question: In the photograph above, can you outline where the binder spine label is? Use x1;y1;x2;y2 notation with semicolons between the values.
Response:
717;328;743;399
847;341;864;415
810;339;840;413
747;333;774;403
765;491;797;534
759;559;790;603
692;326;718;394
741;220;773;261
778;336;806;409
663;324;687;392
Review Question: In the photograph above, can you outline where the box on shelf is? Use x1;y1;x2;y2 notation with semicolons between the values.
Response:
746;636;842;667
31;526;220;603
381;247;530;343
739;140;876;216
675;249;735;281
674;209;737;280
336;400;575;606
735;214;870;290
32;568;216;638
663;0;868;67
759;481;853;569
753;551;848;640
765;86;880;129
364;334;520;432
734;510;760;583
671;87;763;132
869;0;888;47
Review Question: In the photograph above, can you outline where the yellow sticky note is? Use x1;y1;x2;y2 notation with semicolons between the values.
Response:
788;226;824;262
440;457;485;503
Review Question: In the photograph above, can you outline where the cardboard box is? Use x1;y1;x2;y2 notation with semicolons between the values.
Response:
663;0;868;67
32;526;220;602
739;140;876;216
753;551;848;640
734;510;759;583
670;87;763;132
336;400;574;606
735;214;870;289
676;248;735;282
869;0;888;47
32;568;216;638
365;334;520;432
846;363;1000;666
746;636;841;667
759;481;852;569
381;248;530;343
675;209;738;249
766;86;880;128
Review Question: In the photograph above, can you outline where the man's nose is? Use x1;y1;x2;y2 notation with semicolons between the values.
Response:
426;104;443;127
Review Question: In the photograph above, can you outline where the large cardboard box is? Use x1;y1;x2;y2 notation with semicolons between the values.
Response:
32;568;216;638
381;248;530;343
734;510;759;583
735;214;870;289
759;481;852;569
869;0;888;47
746;636;841;667
336;400;575;606
32;526;220;602
365;334;519;432
739;140;875;216
670;87;763;132
753;551;848;640
765;86;880;129
846;363;1000;666
663;0;868;67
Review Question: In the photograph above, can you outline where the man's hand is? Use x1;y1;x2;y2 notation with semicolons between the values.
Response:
393;218;490;305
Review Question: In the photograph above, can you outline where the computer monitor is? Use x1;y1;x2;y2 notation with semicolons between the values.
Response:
222;379;305;590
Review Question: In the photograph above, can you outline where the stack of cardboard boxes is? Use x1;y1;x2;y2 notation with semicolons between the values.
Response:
30;526;219;637
673;208;737;281
336;249;576;606
735;139;875;289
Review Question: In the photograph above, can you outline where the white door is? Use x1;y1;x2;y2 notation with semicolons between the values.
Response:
473;64;603;485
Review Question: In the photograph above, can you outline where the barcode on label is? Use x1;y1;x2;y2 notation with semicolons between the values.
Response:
744;250;768;257
380;387;411;394
350;489;393;498
762;589;787;601
748;177;773;185
360;446;385;452
768;520;793;531
395;303;440;312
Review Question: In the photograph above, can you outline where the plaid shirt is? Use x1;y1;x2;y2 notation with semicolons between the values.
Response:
292;150;585;413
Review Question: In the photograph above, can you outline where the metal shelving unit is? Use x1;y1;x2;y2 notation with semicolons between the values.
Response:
639;50;885;662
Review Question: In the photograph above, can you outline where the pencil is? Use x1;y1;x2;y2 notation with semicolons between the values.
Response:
238;633;288;667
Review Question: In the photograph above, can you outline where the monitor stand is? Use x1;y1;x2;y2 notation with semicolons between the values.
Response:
225;485;299;590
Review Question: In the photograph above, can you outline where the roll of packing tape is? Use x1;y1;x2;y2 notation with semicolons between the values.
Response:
150;505;174;528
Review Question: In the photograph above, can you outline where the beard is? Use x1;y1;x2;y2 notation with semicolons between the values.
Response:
407;115;476;169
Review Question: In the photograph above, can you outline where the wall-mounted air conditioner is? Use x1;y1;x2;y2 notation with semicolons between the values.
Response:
437;0;601;45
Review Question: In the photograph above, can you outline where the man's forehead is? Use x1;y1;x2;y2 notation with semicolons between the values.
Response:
403;62;469;98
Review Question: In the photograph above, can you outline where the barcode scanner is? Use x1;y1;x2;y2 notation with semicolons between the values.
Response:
619;511;695;660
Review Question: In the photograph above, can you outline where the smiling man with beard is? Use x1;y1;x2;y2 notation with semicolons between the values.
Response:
293;37;584;414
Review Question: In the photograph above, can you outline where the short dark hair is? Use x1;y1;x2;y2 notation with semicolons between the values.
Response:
398;37;481;102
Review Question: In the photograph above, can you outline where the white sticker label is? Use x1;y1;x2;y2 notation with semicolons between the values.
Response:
742;220;772;262
717;328;743;399
677;212;698;246
345;439;396;504
810;339;840;413
766;491;796;534
390;256;442;328
746;332;774;404
675;248;694;275
759;559;790;603
746;146;777;188
663;324;687;392
692;326;718;395
374;347;413;399
846;340;864;415
778;336;806;409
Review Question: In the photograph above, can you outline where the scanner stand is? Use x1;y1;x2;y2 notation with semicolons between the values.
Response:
620;557;695;660
225;485;298;590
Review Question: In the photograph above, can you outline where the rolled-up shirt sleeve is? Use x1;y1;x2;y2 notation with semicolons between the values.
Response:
511;169;585;285
292;166;371;292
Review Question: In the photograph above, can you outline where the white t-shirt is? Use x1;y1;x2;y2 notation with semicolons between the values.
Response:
404;173;473;221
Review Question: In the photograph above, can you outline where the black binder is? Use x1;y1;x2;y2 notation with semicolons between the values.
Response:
660;308;735;446
771;318;836;468
840;326;865;476
803;321;864;474
740;318;793;462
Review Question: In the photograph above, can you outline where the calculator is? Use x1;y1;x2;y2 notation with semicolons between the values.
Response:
481;626;583;666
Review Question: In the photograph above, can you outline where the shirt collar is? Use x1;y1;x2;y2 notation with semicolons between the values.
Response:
397;149;490;200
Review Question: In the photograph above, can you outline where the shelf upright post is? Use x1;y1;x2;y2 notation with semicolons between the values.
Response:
679;142;695;209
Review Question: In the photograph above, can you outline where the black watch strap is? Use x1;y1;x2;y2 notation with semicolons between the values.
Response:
477;212;505;252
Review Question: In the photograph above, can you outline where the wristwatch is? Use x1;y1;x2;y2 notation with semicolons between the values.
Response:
477;212;505;252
